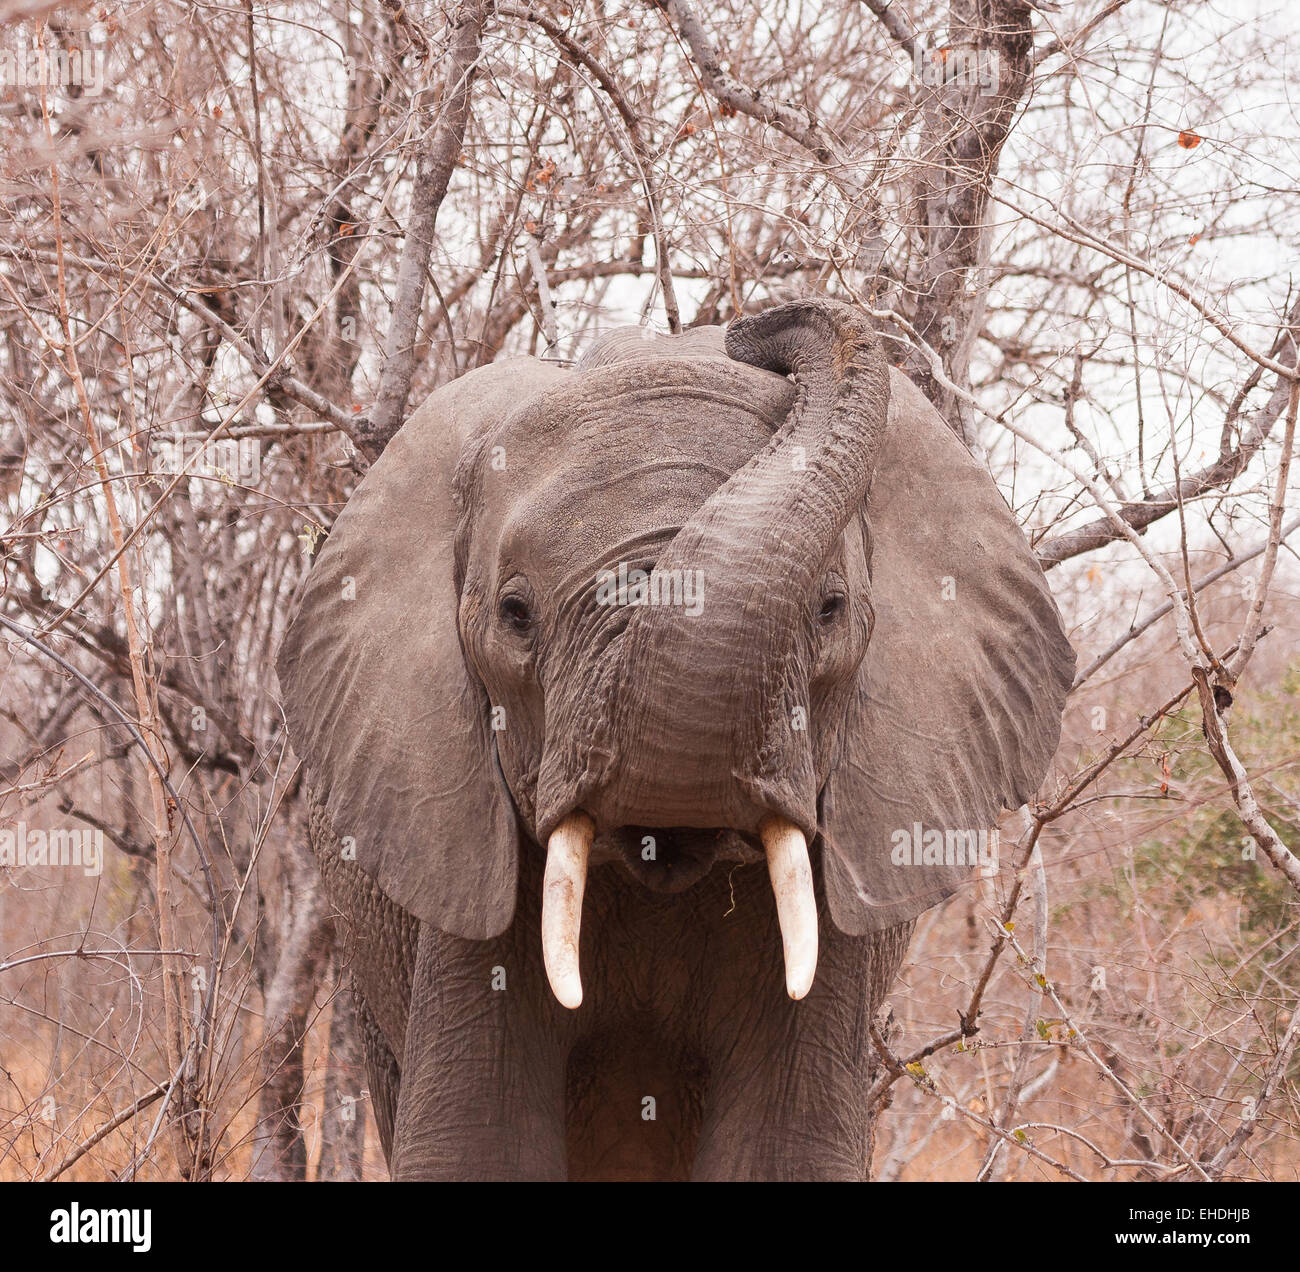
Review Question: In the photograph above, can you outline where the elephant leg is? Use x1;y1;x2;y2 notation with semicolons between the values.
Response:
691;863;911;1181
389;917;571;1181
693;977;874;1179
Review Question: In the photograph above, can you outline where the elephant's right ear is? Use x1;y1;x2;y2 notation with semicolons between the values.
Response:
276;358;566;938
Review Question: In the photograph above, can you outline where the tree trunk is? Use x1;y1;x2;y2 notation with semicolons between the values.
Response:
249;833;332;1181
316;954;368;1181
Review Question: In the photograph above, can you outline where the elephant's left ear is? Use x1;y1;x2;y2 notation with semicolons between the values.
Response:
276;358;566;938
822;370;1076;935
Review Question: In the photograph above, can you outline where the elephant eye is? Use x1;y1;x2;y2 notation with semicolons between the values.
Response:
818;593;846;625
498;594;534;634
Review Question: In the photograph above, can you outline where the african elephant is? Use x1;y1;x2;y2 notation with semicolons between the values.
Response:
276;299;1074;1181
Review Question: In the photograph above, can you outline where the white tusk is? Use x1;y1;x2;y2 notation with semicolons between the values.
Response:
542;812;595;1009
759;814;819;1000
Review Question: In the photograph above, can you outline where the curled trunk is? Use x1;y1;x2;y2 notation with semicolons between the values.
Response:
607;300;891;832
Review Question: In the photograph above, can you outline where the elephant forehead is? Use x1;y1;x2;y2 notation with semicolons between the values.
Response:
485;363;791;572
500;456;726;577
496;357;791;464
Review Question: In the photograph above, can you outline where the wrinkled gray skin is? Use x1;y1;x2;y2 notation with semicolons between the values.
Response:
277;300;1075;1181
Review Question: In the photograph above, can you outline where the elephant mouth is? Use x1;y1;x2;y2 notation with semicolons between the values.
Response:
600;825;762;893
541;811;819;1013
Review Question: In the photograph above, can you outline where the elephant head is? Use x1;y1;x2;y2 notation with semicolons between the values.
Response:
276;299;1074;1007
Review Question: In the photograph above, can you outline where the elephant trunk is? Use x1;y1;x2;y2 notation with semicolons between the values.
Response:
605;299;891;834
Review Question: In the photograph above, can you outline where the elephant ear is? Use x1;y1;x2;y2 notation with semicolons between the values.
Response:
822;370;1075;935
276;358;566;938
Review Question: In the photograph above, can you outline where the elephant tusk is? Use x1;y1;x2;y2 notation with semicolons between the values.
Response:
759;814;819;1000
542;811;595;1010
